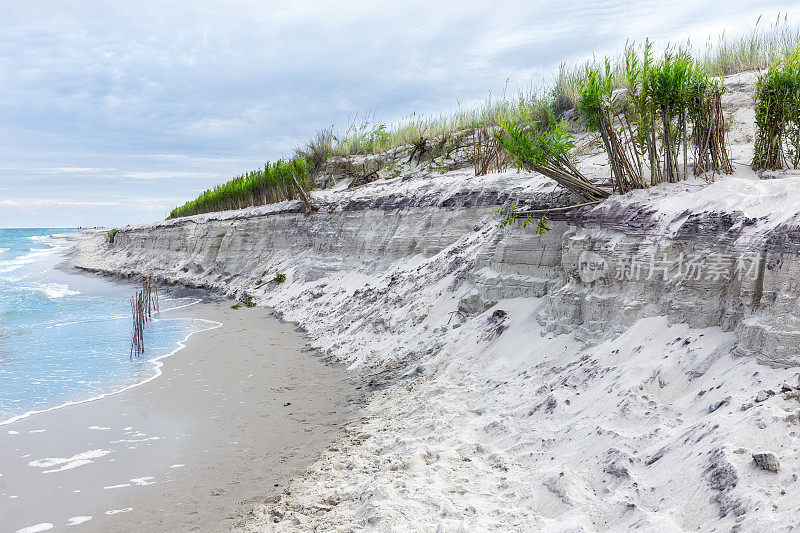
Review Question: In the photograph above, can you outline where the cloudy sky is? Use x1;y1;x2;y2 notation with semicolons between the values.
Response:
1;1;798;227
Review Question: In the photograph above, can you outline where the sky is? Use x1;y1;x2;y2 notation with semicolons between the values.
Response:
1;1;798;228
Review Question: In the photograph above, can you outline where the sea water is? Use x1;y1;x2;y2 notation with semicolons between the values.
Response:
0;228;215;424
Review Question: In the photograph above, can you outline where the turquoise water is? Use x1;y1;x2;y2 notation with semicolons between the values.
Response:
0;228;214;424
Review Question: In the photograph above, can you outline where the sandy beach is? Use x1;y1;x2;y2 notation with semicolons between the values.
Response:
0;297;355;532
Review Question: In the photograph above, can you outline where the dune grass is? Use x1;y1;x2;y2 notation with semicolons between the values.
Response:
300;17;799;162
170;17;798;219
167;158;311;219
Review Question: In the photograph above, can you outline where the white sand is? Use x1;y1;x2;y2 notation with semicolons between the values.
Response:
66;71;800;531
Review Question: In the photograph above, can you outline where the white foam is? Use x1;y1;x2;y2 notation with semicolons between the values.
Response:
28;282;80;299
29;449;111;474
15;524;53;533
103;483;130;489
88;426;110;430
66;516;92;526
0;247;52;274
130;476;155;485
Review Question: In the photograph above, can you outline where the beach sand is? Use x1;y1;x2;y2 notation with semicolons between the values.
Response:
0;299;355;532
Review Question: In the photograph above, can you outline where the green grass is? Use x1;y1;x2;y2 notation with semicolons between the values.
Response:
167;158;311;219
106;228;119;243
171;18;799;219
231;296;256;310
753;45;800;169
307;18;799;160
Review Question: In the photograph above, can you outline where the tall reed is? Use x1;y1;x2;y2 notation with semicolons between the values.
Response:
130;277;159;359
753;46;800;169
578;44;732;192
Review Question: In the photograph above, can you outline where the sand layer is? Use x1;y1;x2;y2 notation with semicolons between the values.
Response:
0;299;355;532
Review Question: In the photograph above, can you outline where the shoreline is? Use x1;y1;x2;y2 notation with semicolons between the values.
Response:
0;239;221;428
0;298;220;428
1;297;356;532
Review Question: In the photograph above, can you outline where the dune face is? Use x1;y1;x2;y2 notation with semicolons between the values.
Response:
68;72;800;530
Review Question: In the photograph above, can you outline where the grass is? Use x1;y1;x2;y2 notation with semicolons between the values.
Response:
753;45;800;169
231;296;256;310
169;17;799;219
167;158;312;219
107;228;118;243
303;17;799;161
299;95;552;162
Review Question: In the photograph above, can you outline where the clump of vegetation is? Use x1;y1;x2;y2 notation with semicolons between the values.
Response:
753;47;800;169
168;158;312;219
495;108;609;202
231;296;256;310
304;19;798;159
295;128;334;170
107;228;119;243
474;127;509;176
577;43;732;191
272;273;286;284
166;19;798;221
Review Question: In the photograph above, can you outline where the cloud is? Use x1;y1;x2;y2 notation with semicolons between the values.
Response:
0;199;122;208
1;1;799;226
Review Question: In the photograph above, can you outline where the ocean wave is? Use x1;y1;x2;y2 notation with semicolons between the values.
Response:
0;247;8;254
0;255;39;273
29;282;80;299
0;248;53;274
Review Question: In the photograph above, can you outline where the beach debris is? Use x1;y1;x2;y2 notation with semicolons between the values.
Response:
752;452;780;473
130;276;159;359
755;390;774;402
231;296;256;310
283;402;292;407
708;396;731;413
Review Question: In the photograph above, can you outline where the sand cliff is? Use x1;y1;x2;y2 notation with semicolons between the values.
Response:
69;72;800;531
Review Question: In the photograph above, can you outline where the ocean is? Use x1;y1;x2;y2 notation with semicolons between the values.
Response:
0;228;215;425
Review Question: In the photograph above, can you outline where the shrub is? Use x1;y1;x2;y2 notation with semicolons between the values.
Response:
495;107;609;202
577;44;731;192
107;228;119;243
272;273;287;284
753;47;800;169
231;296;256;310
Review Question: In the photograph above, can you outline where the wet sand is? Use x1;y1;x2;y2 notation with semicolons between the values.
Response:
0;300;354;532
